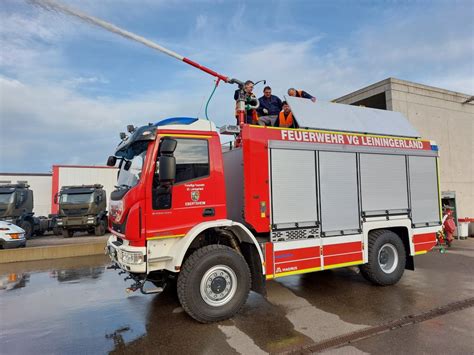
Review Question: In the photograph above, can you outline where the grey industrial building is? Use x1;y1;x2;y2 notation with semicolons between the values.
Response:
335;78;473;222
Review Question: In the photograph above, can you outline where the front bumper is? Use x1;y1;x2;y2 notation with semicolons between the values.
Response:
57;216;96;228
106;234;146;274
0;238;26;249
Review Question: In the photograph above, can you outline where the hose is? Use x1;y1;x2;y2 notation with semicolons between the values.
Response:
205;79;221;121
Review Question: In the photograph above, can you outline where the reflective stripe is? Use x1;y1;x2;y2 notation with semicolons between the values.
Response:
160;134;211;139
323;260;364;270
147;234;185;240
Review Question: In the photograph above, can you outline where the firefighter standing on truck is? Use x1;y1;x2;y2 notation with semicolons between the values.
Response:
234;80;259;124
288;87;317;102
275;101;297;128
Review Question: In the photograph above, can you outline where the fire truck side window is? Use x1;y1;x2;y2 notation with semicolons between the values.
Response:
172;138;210;183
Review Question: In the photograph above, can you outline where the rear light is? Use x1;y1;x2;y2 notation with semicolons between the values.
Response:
110;199;124;223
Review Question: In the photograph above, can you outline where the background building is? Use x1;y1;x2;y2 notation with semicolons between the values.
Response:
334;78;473;221
0;165;118;217
0;173;52;216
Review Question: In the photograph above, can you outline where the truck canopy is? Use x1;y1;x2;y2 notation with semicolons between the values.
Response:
286;97;421;138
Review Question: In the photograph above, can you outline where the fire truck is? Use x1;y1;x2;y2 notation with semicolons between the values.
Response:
106;98;441;323
27;0;441;323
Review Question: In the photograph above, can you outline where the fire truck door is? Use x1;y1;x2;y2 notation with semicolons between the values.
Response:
147;137;225;238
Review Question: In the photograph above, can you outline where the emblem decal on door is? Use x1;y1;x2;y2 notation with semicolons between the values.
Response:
191;190;200;202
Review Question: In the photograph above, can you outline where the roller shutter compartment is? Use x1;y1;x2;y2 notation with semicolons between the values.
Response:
360;154;408;216
270;149;317;229
409;156;440;226
319;151;359;234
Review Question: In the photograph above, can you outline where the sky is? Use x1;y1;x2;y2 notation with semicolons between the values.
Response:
0;0;473;173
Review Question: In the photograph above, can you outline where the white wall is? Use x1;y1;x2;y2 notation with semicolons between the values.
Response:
58;166;118;209
387;81;474;218
0;174;52;216
335;78;474;218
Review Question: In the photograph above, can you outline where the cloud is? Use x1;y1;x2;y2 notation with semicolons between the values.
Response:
0;0;472;173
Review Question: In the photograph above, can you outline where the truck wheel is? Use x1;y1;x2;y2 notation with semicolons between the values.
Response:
177;245;251;323
53;227;61;236
359;229;406;286
62;229;74;238
20;220;33;239
94;219;107;236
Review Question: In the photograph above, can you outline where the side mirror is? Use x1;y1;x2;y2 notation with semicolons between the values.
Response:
15;192;25;208
159;156;176;183
160;138;177;154
107;156;117;166
124;160;132;171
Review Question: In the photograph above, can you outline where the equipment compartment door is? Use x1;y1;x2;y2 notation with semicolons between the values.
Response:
270;149;318;229
409;156;440;226
360;154;409;216
319;151;360;235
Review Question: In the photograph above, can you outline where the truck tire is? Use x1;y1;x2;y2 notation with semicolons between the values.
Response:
94;219;107;236
62;229;74;238
359;229;406;286
177;245;251;323
20;220;33;239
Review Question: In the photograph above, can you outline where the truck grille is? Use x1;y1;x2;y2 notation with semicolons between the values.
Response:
63;208;89;216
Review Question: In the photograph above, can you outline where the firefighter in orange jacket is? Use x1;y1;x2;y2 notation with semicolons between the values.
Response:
287;88;316;102
275;101;297;128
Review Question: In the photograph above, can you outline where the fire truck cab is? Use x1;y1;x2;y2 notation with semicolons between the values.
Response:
106;98;441;323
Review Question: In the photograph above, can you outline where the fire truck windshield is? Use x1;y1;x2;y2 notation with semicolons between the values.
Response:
117;150;147;188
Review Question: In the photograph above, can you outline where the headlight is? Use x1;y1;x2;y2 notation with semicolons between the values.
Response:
110;199;124;223
7;233;21;239
121;251;144;265
87;218;95;224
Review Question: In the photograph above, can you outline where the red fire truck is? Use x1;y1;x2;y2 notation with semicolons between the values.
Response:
106;98;441;323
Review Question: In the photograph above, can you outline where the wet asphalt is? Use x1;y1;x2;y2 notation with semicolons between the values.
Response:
0;240;473;354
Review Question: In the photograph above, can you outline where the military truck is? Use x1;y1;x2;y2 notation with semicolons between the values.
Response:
0;183;56;238
55;184;108;238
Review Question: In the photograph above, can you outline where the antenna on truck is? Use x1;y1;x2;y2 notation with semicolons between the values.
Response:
28;0;248;126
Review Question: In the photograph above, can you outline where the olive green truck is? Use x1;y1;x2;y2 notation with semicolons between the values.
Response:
0;183;57;238
55;184;108;238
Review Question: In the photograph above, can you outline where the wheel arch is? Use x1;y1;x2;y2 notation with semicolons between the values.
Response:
366;225;414;271
170;220;265;294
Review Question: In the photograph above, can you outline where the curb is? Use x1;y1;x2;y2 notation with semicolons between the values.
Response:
0;241;107;263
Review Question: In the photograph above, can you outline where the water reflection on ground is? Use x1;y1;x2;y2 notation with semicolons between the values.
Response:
0;257;151;354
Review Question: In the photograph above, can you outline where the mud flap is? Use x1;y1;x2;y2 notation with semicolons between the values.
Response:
240;242;266;296
406;254;415;271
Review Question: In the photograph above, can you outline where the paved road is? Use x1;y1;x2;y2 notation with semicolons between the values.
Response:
0;239;473;354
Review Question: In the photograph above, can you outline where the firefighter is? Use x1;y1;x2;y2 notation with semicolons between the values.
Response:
257;86;282;126
275;101;297;128
234;80;259;124
443;208;456;247
287;88;317;102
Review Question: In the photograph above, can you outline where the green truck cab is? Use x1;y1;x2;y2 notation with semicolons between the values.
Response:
56;184;108;238
0;183;55;238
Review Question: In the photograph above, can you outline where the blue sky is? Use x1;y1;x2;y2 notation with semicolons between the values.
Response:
0;0;473;172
